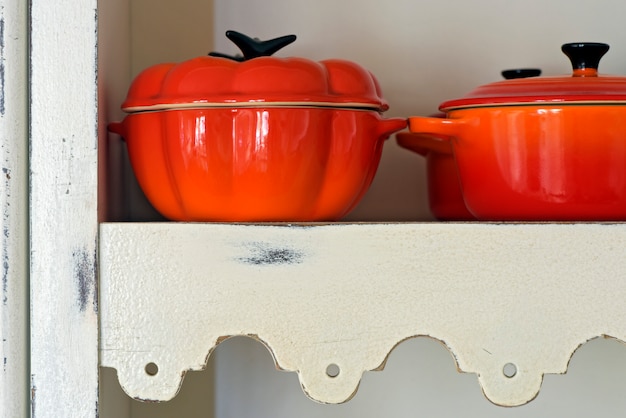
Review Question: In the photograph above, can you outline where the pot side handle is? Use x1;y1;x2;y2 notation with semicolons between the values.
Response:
408;116;467;139
107;121;126;141
396;132;452;156
376;117;408;140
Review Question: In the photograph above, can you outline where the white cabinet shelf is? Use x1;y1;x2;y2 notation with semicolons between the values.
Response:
99;222;626;407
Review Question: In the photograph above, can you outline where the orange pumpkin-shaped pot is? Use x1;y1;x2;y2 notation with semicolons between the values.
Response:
109;31;406;221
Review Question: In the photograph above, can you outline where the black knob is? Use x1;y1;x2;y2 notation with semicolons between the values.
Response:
209;30;297;61
561;42;609;71
501;69;542;79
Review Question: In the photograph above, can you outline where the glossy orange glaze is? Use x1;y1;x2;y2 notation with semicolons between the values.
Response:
409;105;626;220
110;108;406;221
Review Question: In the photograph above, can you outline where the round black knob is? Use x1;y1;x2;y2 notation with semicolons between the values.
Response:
501;69;542;79
561;42;609;72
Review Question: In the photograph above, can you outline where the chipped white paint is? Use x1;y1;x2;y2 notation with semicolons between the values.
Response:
30;1;99;417
0;0;28;417
100;222;626;407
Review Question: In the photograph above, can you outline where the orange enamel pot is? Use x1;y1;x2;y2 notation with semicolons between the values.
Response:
109;108;405;221
108;31;406;222
408;43;626;221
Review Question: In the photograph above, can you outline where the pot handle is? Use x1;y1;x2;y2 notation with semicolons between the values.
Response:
408;116;468;139
396;132;452;156
376;118;408;139
107;121;126;140
376;117;408;139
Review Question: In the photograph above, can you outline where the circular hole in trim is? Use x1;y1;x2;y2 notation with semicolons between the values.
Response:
145;362;159;376
326;363;340;378
503;362;517;378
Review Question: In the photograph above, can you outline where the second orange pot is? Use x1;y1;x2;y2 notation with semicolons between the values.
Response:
110;108;406;221
409;105;626;221
408;43;626;221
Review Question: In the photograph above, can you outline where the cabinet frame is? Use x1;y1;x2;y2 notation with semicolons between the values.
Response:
29;1;100;417
12;1;626;417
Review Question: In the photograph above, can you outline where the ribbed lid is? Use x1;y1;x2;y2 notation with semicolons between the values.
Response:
121;31;388;113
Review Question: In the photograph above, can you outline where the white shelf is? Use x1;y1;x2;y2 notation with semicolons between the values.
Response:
99;222;626;407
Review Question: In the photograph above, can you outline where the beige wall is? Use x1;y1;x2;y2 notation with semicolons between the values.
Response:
130;0;214;77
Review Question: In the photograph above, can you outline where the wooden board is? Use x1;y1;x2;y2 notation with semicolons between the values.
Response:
0;1;29;416
99;222;626;407
29;1;99;417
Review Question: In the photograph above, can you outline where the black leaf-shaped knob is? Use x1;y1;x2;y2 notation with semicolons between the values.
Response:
209;30;296;61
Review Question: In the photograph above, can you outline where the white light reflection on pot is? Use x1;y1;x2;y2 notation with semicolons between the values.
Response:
254;110;270;172
537;108;567;202
255;110;270;153
193;114;208;171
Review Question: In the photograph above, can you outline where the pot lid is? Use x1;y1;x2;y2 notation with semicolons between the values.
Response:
440;43;626;110
122;30;389;113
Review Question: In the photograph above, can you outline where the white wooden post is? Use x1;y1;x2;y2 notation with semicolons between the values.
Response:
0;0;29;417
29;1;100;417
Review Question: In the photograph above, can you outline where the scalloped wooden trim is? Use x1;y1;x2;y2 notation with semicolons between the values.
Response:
99;222;626;406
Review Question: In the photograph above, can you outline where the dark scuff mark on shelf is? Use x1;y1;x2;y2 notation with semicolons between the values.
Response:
238;242;305;266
